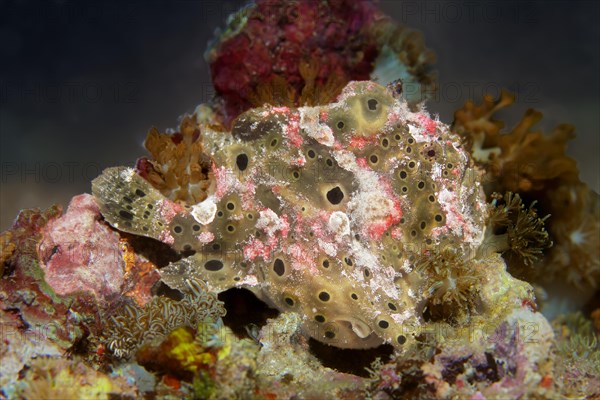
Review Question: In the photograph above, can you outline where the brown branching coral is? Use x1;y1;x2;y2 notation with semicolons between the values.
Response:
247;57;348;109
452;91;579;193
452;92;599;288
104;278;225;360
136;116;213;205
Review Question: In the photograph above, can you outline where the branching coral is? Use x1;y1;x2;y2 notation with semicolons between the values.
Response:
246;57;348;109
104;278;225;360
452;91;599;288
136;116;213;205
452;91;579;193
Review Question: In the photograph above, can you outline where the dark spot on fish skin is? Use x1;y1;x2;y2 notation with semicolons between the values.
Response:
236;154;249;171
367;98;378;111
274;258;285;276
119;210;134;220
205;260;224;271
326;187;344;205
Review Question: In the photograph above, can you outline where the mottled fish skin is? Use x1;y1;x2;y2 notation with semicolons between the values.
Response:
92;81;487;349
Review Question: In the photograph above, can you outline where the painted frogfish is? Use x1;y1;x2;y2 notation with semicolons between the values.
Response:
92;81;487;350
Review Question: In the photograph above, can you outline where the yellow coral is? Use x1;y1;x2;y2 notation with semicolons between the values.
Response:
18;357;133;400
165;327;215;373
136;325;218;382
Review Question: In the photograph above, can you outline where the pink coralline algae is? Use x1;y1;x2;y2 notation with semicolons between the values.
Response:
38;194;125;305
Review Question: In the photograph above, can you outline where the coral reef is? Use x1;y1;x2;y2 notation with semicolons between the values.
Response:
0;197;161;396
0;204;100;392
1;0;598;398
88;77;564;398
